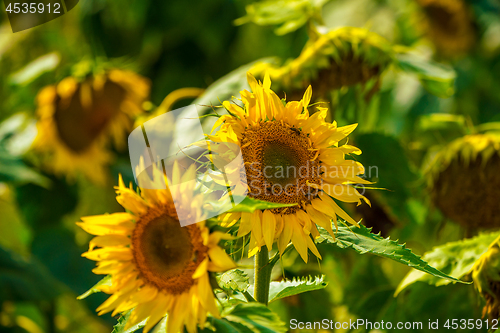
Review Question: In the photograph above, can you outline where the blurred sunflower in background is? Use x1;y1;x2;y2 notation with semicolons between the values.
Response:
417;0;476;57
250;27;394;101
473;236;500;320
211;73;370;262
428;133;500;232
78;162;235;333
33;69;150;184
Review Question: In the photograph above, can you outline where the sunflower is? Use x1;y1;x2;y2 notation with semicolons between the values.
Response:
417;0;475;57
428;133;500;230
210;73;370;262
250;27;394;100
472;236;500;321
78;162;236;333
34;69;150;183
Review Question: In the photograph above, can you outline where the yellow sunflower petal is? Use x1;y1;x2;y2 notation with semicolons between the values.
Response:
89;234;130;250
290;217;309;263
208;247;237;272
262;210;276;251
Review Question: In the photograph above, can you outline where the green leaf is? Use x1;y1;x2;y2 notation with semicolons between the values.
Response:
0;149;50;187
201;317;253;333
395;231;500;295
77;275;112;300
217;269;250;293
9;52;60;85
111;310;147;333
318;223;468;285
0;113;49;187
267;275;328;303
414;113;469;148
0;245;62;302
200;303;286;333
396;53;456;98
234;0;326;35
355;133;420;225
227;197;296;213
224;303;287;333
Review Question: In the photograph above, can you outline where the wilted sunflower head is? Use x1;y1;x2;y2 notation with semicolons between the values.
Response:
417;0;475;57
34;69;150;183
78;162;235;333
473;237;500;320
250;27;394;100
429;133;500;230
210;73;371;262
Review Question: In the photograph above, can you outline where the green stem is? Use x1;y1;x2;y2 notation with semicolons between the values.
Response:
254;247;272;305
242;290;256;302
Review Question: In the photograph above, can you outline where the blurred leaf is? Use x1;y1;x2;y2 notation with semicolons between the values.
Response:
78;275;112;300
414;113;469;149
0;113;49;186
341;255;394;321
201;317;253;333
111;310;146;333
418;114;467;133
355;133;420;224
0;188;31;255
227;197;296;213
15;177;77;230
0;149;50;187
235;0;327;35
194;58;275;112
475;121;500;134
267;275;328;303
395;231;500;295
0;245;62;302
217;269;250;293
201;303;287;333
9;52;60;85
382;279;482;325
318;223;467;285
0;113;34;146
396;53;456;98
31;227;98;295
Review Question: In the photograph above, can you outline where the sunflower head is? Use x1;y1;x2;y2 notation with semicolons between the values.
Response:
473;237;500;320
33;69;150;183
417;0;475;57
250;27;394;100
429;133;500;229
210;73;370;262
78;162;235;333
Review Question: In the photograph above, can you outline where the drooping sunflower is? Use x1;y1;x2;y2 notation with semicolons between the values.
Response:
250;27;394;100
472;236;500;320
417;0;475;57
34;69;150;183
428;133;500;230
210;73;370;262
78;162;235;333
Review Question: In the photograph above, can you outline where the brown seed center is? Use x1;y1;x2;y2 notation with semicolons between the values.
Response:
131;211;208;294
54;79;126;153
241;121;321;214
